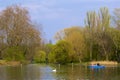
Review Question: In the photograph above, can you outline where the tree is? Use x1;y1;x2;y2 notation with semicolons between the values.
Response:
109;28;120;61
49;40;72;64
84;7;112;61
54;27;86;62
0;5;41;61
96;7;111;60
3;46;25;61
85;11;97;60
63;27;86;62
34;50;46;63
113;8;120;30
111;9;120;62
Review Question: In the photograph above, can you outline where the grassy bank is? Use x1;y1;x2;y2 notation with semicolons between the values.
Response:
0;60;118;67
89;61;118;66
0;60;24;66
0;60;30;66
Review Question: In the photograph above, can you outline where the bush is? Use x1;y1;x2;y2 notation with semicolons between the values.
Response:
33;50;46;63
3;46;25;61
49;40;71;64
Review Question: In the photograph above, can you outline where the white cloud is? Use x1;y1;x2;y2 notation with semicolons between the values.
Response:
1;0;118;22
21;0;73;20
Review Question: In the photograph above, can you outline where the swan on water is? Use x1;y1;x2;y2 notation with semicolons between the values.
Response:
52;69;56;72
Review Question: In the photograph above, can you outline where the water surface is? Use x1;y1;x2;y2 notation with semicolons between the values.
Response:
0;64;120;80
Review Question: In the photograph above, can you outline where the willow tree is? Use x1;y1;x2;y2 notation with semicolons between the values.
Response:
54;27;86;62
64;27;86;62
0;5;41;61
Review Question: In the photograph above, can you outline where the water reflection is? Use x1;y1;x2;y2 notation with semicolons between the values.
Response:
0;66;7;80
39;65;56;80
0;64;41;80
55;65;90;80
0;64;120;80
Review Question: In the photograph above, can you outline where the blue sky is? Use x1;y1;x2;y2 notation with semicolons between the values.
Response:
0;0;120;42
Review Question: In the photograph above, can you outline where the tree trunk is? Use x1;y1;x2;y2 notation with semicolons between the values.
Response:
102;45;108;61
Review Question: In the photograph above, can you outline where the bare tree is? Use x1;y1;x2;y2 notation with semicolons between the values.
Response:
0;5;42;61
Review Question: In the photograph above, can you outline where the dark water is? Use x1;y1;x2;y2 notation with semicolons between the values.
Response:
0;64;120;80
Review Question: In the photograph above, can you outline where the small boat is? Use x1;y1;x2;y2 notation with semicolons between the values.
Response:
88;64;105;69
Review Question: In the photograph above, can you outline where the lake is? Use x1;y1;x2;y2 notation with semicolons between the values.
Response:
0;64;120;80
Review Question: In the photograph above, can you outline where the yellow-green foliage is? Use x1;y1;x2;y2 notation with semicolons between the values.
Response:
48;52;55;63
3;46;25;61
49;40;72;64
34;50;46;63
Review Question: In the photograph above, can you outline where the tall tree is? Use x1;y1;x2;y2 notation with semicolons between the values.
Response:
63;27;86;62
54;27;86;62
0;5;41;61
97;7;111;60
113;8;120;30
85;11;97;60
111;8;120;62
85;7;112;61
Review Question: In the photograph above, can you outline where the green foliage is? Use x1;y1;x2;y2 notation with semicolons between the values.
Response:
48;51;55;63
84;7;112;61
109;28;120;61
54;27;86;63
53;7;120;62
49;40;72;64
33;50;46;63
45;43;54;54
3;46;25;61
1;6;120;63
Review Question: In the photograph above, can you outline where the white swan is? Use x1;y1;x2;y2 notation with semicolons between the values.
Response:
52;69;56;72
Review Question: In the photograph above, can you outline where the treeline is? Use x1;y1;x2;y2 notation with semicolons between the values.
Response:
37;7;120;64
0;5;42;63
1;5;120;64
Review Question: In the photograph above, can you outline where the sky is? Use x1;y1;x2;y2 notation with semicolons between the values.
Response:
0;0;120;42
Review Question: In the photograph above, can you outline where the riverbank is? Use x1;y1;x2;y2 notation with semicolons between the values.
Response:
0;60;22;66
0;60;119;66
89;61;118;66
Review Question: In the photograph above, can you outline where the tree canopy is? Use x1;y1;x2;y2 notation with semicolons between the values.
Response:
1;5;120;64
0;5;42;62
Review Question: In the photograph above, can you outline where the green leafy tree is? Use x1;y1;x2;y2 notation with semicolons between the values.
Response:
3;46;25;61
54;27;86;62
63;27;86;62
34;50;46;63
49;40;72;64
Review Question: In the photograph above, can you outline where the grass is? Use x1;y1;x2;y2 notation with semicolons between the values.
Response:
0;60;118;67
88;61;118;67
0;60;21;66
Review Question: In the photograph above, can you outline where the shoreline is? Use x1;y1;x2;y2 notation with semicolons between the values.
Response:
0;60;22;66
89;61;118;66
0;60;119;66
